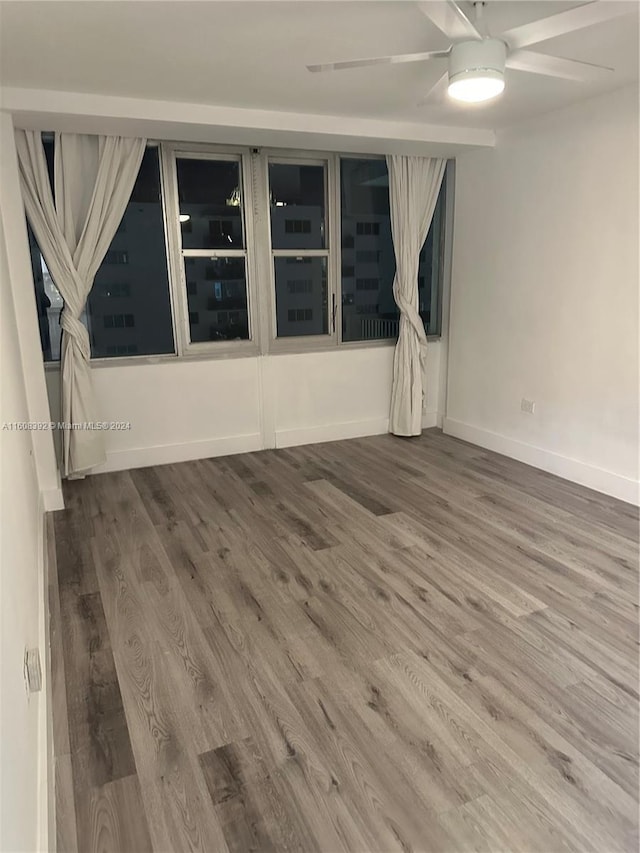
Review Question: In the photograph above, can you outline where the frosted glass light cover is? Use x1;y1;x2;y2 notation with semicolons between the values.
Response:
448;70;505;102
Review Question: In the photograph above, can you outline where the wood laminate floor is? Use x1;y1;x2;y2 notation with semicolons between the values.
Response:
49;429;639;852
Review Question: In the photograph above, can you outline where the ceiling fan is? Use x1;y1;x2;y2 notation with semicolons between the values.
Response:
307;1;631;104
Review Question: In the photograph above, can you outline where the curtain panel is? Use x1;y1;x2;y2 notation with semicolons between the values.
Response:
16;130;145;476
386;155;446;437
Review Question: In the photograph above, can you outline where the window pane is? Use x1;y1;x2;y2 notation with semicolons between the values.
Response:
418;180;446;336
28;137;60;361
274;257;327;337
269;163;326;249
28;146;175;360
340;159;398;342
176;158;244;249
87;147;174;358
28;225;63;362
183;257;249;343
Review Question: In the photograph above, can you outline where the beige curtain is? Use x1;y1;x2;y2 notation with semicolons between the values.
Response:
386;154;446;436
16;130;145;476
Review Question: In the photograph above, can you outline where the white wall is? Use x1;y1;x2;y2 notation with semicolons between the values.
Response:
446;86;639;505
44;341;443;473
0;215;48;851
0;110;57;853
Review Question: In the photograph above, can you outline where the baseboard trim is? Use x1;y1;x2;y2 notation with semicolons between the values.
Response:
92;433;263;474
275;418;390;449
443;417;639;506
42;487;64;512
85;415;442;474
37;496;53;853
422;412;439;430
275;412;439;449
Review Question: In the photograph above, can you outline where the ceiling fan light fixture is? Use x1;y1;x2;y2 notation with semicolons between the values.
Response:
448;69;505;102
447;38;506;103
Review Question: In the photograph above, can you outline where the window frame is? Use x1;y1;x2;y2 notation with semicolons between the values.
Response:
263;152;339;352
162;144;260;357
37;140;453;371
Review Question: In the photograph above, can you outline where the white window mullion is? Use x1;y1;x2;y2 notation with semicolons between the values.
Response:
160;143;190;357
182;249;247;258
330;153;343;343
271;249;329;258
240;150;259;348
247;151;274;355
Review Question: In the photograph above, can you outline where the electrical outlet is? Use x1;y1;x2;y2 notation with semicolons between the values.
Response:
521;398;535;415
24;648;42;695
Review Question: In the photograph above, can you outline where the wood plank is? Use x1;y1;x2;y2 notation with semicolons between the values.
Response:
54;754;78;853
199;737;312;853
83;774;152;853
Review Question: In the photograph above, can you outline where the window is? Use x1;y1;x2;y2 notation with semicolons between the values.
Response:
28;225;64;362
27;142;452;365
287;280;313;295
268;160;332;339
288;308;313;323
340;157;448;342
185;257;249;343
340;159;396;343
273;257;328;337
284;219;312;235
417;184;447;336
175;154;252;345
356;221;380;236
176;158;244;249
28;145;175;360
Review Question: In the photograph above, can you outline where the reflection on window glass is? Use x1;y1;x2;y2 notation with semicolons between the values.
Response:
274;256;327;337
269;163;325;249
183;257;249;342
340;159;397;342
27;146;175;360
176;158;244;249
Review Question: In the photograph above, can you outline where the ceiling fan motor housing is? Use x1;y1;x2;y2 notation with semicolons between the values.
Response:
448;37;507;83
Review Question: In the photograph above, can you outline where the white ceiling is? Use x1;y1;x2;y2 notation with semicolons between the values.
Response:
0;1;638;131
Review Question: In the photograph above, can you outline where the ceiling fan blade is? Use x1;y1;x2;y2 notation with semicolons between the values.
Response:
502;1;634;51
506;49;614;81
307;49;449;73
417;71;450;105
417;1;481;41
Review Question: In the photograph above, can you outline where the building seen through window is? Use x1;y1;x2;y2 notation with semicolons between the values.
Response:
176;156;250;343
28;144;175;360
269;162;328;338
341;158;446;342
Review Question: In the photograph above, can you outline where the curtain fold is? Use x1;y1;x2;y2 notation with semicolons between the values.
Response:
16;130;145;476
386;155;446;437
